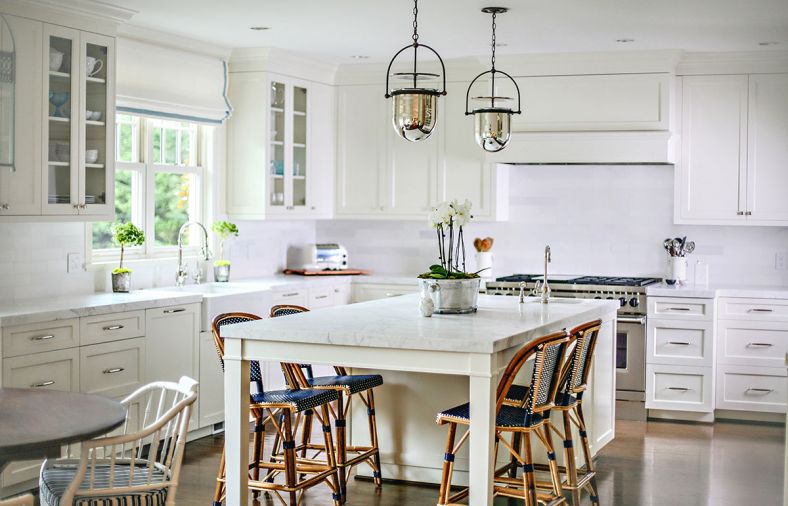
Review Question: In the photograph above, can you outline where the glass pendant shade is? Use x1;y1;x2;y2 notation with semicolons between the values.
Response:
474;109;511;152
392;91;437;142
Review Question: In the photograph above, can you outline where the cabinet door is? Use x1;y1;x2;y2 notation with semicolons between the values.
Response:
746;74;788;223
42;23;79;215
335;85;384;215
78;31;114;217
145;304;199;385
0;15;42;216
677;75;748;222
304;80;334;218
383;112;438;216
198;330;224;428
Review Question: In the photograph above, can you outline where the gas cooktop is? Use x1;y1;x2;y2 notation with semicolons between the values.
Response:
493;274;660;287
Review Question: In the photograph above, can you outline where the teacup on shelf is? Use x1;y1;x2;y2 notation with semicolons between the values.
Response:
86;57;103;77
85;149;99;164
86;111;102;121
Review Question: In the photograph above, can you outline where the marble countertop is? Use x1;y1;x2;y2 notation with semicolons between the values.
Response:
646;282;788;299
222;294;619;354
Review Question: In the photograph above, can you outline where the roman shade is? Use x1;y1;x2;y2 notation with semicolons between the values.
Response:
116;38;232;124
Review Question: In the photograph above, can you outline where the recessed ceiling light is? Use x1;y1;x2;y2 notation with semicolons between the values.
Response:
758;41;779;46
616;38;635;43
351;55;369;59
249;26;270;31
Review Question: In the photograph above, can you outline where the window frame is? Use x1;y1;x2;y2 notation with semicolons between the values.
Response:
88;115;207;265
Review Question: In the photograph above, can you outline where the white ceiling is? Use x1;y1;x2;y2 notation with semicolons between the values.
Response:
108;0;788;63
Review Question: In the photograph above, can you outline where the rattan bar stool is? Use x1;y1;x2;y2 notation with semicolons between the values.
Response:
269;304;384;502
436;330;571;506
211;313;342;506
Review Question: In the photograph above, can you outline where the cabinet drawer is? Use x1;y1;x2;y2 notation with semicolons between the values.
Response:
716;365;786;413
80;338;145;399
2;318;79;358
332;284;352;305
647;297;714;320
718;297;788;321
271;290;308;308
645;364;713;412
2;348;79;391
309;287;334;309
80;310;145;345
647;319;713;366
718;321;788;367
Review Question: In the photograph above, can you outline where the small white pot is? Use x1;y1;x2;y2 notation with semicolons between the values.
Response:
667;257;688;284
475;252;494;279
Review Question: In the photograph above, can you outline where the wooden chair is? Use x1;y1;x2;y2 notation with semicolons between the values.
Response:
0;494;34;506
211;312;342;506
436;330;571;506
38;376;198;506
269;305;384;502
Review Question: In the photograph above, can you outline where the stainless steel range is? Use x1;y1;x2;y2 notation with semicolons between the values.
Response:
486;274;660;421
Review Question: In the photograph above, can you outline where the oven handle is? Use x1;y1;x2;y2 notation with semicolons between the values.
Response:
617;316;646;325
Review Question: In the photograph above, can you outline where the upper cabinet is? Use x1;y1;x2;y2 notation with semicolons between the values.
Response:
675;73;788;226
0;8;117;220
226;72;334;219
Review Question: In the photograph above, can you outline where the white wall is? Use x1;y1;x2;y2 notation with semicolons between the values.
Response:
316;165;788;286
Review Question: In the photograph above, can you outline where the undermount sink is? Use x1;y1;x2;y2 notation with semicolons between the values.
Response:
176;283;246;296
161;282;275;331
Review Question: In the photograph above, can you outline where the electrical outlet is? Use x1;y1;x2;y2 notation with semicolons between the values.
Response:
776;251;788;270
67;252;84;273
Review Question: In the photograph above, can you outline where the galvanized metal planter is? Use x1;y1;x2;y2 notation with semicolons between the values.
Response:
214;264;231;282
111;272;130;293
419;277;481;314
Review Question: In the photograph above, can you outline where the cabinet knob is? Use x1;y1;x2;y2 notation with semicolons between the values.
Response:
0;203;8;210
744;211;752;216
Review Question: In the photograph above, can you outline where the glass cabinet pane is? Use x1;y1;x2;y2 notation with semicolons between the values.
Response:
84;41;108;206
47;34;73;205
0;15;14;170
292;86;307;207
269;81;286;207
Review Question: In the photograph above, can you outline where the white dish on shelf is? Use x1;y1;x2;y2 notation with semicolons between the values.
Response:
85;149;99;164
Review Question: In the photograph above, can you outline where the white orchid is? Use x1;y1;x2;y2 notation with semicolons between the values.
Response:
424;199;475;277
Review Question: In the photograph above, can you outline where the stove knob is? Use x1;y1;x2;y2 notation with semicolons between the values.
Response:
618;297;627;307
629;297;640;308
606;296;614;300
594;296;602;300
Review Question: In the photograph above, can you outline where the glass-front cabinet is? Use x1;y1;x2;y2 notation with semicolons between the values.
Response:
43;24;114;216
267;76;310;214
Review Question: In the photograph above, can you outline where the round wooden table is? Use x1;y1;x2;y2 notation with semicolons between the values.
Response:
0;388;127;472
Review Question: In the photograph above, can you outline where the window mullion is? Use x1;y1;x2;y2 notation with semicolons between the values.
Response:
144;120;156;258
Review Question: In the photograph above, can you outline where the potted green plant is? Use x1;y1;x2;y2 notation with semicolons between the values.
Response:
418;199;482;314
111;222;145;293
212;220;239;282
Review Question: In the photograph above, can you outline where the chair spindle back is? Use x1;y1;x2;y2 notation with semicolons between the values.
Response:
564;320;602;395
211;312;264;392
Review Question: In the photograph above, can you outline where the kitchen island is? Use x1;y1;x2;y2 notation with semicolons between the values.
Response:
221;293;619;506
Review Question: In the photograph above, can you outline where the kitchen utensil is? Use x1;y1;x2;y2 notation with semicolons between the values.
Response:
685;241;695;254
663;238;673;253
671;239;682;256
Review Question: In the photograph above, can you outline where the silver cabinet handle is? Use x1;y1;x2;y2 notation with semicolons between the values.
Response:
385;293;401;297
667;307;691;311
30;334;55;341
747;342;774;348
746;387;774;394
747;308;774;313
163;308;186;314
666;386;691;391
315;295;329;300
281;293;300;298
744;211;752;216
102;325;124;331
667;341;690;345
103;367;125;374
31;380;55;388
617;317;646;325
0;203;8;210
736;211;744;216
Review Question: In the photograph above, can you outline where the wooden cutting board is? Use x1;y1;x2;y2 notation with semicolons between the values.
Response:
283;269;369;276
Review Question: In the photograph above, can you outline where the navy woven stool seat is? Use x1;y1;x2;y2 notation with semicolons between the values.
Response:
308;374;383;395
252;388;339;412
437;402;545;429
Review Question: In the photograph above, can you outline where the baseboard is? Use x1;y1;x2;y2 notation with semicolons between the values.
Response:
714;409;786;425
648;409;715;423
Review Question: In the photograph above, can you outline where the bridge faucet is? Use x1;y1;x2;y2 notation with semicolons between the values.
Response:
176;221;212;287
536;245;551;304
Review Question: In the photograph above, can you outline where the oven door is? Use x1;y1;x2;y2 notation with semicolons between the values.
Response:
615;316;646;394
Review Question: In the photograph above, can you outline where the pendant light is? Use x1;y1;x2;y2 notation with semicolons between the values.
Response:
466;7;521;152
384;0;447;142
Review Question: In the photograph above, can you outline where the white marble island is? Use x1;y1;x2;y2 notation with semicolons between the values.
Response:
221;293;618;506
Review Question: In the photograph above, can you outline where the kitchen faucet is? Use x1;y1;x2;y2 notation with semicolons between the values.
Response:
536;245;551;303
175;221;212;287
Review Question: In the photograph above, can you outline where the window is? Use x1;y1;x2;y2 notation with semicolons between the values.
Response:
90;115;205;259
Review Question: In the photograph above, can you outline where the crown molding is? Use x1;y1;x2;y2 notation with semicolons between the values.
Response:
1;0;136;32
118;24;231;60
229;47;338;85
676;50;788;75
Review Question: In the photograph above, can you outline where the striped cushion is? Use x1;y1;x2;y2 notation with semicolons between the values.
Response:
308;374;383;394
251;387;339;412
436;403;544;428
40;463;168;506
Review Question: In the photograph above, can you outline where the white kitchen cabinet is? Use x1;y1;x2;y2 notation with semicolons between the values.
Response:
144;304;199;385
645;363;714;413
198;330;224;428
226;72;333;219
351;282;419;303
715;365;786;413
0;14;42;216
79;337;145;399
676;73;788;226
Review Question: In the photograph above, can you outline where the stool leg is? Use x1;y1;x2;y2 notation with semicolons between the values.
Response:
522;431;537;506
576;403;600;505
282;408;298;505
266;412;284;482
320;404;342;506
366;389;382;487
212;446;225;506
437;422;457;505
251;412;264;498
562;410;580;506
508;432;522;478
335;395;347;503
542;421;564;501
299;409;314;480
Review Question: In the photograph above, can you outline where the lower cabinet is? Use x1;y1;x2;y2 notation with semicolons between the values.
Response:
79;338;145;399
716;365;787;413
351;282;419;303
198;330;224;428
645;363;714;412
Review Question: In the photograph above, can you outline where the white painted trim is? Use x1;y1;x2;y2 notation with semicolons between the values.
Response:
229;47;338;85
677;50;788;75
117;25;230;60
0;0;134;33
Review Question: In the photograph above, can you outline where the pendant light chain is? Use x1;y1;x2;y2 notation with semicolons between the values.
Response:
412;0;419;44
491;11;497;71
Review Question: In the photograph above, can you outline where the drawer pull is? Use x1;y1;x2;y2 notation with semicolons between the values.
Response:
103;367;125;375
666;307;691;311
745;387;774;394
667;341;690;346
31;380;55;388
282;293;299;298
747;308;774;313
30;334;55;341
102;325;124;331
315;295;329;300
163;308;186;314
666;386;691;392
746;342;774;348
